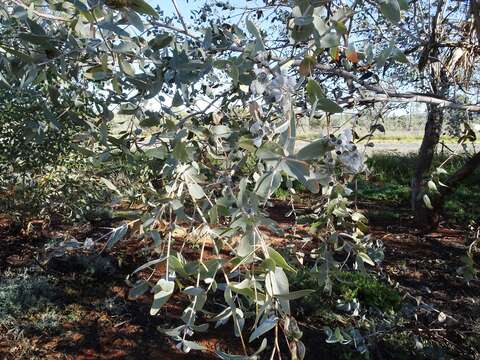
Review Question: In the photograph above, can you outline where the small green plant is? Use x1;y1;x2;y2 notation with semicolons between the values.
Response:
290;268;401;315
0;271;62;334
336;272;401;313
0;271;60;319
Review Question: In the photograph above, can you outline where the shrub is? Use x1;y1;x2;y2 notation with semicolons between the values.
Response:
0;270;60;323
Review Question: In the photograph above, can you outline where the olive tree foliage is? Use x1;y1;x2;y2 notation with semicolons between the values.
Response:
0;0;408;357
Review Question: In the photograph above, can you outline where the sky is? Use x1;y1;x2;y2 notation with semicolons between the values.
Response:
149;0;271;23
149;0;254;17
150;0;200;17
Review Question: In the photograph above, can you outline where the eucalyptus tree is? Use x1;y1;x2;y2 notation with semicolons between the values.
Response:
0;0;450;358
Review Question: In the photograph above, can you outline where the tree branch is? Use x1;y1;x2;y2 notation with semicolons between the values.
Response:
313;64;480;112
151;20;199;40
228;45;480;112
443;151;480;192
171;0;193;38
342;94;480;112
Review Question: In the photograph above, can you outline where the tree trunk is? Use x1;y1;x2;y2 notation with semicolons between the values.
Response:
411;0;448;232
411;104;444;231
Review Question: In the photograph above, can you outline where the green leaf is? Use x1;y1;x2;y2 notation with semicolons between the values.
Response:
100;177;122;195
294;16;314;26
291;24;314;43
379;0;401;24
172;141;189;162
299;55;316;76
317;97;343;113
376;44;393;67
149;33;173;50
149;230;162;247
260;258;276;272
125;10;145;32
145;146;167;159
119;56;135;76
276;289;315;300
183;286;205;296
181;340;206;351
280;158;309;185
128;280;150;299
249;316;278;342
209;205;219;224
26;19;46;36
357;252;375;266
423;194;433;209
187;182;205;200
171;91;183;107
150;279;174;315
168;255;188;277
351;212;368;224
106;224;128;250
229;65;240;87
397;0;409;10
237;231;254;257
85;65;112;81
255;171;282;199
319;32;339;48
238;136;256;152
230;280;256;300
246;18;262;41
18;32;53;47
211;125;231;138
256;141;284;160
296;139;333;160
0;45;33;63
98;22;130;37
268;247;296;273
306;79;324;104
392;48;408;63
128;0;159;18
132;257;167;274
246;18;265;51
306;79;342;112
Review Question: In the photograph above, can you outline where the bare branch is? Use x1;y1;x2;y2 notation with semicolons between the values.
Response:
171;0;192;38
343;94;480;112
314;64;480;112
151;20;199;40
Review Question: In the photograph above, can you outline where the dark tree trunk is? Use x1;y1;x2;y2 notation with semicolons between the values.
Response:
411;104;444;231
411;0;448;232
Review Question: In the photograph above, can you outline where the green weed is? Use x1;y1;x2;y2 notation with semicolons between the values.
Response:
336;271;401;313
0;271;60;319
289;268;401;316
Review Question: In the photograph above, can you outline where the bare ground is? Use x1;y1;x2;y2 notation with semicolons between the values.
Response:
0;202;479;359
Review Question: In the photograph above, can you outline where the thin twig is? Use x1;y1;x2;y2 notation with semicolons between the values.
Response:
171;0;193;38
